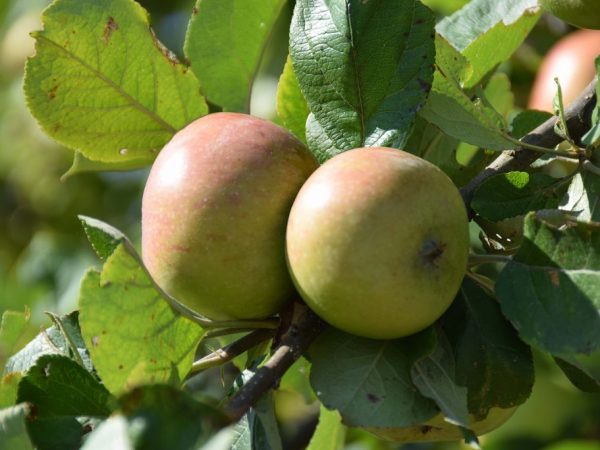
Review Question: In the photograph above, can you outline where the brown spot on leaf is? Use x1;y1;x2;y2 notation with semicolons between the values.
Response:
192;6;198;15
418;78;432;93
549;270;560;286
27;405;39;421
420;425;433;434
415;18;424;25
52;124;61;133
367;393;380;403
118;364;124;370
48;85;59;100
103;17;119;43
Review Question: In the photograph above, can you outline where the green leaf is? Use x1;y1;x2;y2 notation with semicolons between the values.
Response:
79;244;204;394
443;279;534;418
276;56;308;144
496;213;600;355
542;441;600;450
510;110;553;138
184;0;286;113
437;0;540;88
290;0;435;161
62;151;148;180
472;171;569;221
554;355;600;393
17;355;114;450
419;69;514;151
4;311;92;375
0;404;35;450
79;214;130;261
0;373;21;409
582;58;600;148
0;309;30;369
411;329;470;431
306;405;345;450
484;73;514;119
561;172;600;222
81;385;211;450
309;328;438;428
24;0;207;167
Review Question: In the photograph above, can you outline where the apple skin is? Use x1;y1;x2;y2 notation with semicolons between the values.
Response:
142;112;318;320
286;147;470;340
528;29;600;112
366;406;516;442
540;0;600;30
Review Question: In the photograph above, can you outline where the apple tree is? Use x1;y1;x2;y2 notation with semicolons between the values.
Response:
1;0;600;449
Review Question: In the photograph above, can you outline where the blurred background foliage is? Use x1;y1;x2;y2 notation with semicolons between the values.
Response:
0;0;598;448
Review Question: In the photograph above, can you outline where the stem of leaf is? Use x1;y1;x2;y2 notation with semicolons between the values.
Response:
582;160;600;176
504;135;578;158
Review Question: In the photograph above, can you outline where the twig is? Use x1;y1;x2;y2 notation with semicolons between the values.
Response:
190;328;275;374
460;77;597;216
223;303;326;421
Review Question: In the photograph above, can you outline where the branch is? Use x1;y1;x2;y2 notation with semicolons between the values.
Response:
223;302;326;421
460;77;597;216
220;77;598;422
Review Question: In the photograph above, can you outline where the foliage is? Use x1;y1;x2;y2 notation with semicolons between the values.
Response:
2;0;600;449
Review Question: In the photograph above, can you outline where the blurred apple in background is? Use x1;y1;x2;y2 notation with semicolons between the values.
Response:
528;29;600;112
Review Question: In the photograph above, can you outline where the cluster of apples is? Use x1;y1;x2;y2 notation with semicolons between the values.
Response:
141;112;470;340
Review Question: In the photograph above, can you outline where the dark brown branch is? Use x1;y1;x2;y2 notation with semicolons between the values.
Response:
220;77;598;422
223;303;326;421
460;77;597;216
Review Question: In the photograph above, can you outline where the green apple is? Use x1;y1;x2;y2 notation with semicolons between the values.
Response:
286;147;469;339
142;112;318;320
540;0;600;30
366;406;516;442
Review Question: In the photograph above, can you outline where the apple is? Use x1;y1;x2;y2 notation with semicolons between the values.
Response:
142;112;318;320
528;29;600;112
286;147;470;340
366;406;516;442
540;0;600;30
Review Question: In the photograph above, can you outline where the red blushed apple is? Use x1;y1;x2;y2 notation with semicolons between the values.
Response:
286;147;470;340
142;112;318;320
529;29;600;112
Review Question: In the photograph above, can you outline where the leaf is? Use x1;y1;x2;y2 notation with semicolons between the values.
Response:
290;0;435;161
419;69;514;151
0;309;30;368
306;405;345;450
78;244;204;394
79;214;131;261
276;56;308;144
496;213;600;355
309;328;438;428
411;329;470;430
62;151;148;180
510;110;552;138
472;171;570;221
0;373;21;409
81;385;211;450
561;171;600;223
24;0;207;167
17;355;114;450
554;355;600;393
443;279;534;418
436;0;540;88
4;311;92;375
582;57;600;148
0;404;35;450
184;0;286;113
